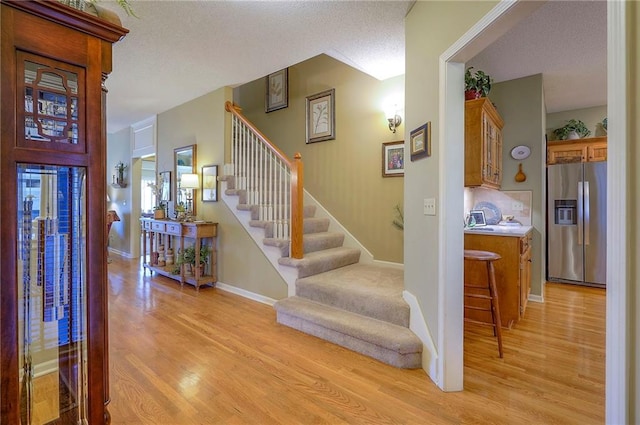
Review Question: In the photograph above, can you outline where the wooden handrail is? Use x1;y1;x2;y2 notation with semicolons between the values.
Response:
225;101;295;169
225;101;304;259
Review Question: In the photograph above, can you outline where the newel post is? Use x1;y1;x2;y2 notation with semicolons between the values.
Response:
290;153;304;259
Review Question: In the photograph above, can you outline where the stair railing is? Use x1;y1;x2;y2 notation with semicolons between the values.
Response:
225;101;304;259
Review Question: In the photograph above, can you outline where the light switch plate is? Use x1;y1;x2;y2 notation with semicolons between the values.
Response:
511;201;524;211
424;198;436;216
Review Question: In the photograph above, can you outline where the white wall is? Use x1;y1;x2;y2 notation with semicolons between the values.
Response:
404;0;498;387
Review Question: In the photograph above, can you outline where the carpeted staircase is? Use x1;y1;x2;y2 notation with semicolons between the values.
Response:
221;174;422;369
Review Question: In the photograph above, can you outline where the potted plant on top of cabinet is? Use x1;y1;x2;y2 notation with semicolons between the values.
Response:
553;119;591;140
465;67;492;100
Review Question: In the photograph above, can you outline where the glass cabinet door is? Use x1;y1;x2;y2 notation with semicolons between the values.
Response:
17;165;88;425
18;52;85;153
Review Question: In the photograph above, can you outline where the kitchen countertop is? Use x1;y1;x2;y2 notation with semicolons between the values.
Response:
464;224;533;237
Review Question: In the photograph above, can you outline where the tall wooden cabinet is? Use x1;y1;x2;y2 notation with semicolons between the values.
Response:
464;98;504;189
0;2;127;423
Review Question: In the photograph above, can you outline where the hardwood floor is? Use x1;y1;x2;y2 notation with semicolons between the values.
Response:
107;256;605;424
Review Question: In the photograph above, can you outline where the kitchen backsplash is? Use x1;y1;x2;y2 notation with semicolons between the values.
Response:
464;187;532;225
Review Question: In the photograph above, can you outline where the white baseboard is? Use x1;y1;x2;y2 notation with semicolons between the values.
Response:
372;259;403;269
403;290;438;383
31;359;58;378
108;247;136;259
528;294;544;303
215;281;277;306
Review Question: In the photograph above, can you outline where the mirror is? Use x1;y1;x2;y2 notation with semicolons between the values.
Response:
201;164;218;202
174;144;197;216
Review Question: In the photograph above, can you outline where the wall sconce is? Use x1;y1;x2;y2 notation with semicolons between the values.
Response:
385;104;402;133
180;173;199;218
388;114;402;133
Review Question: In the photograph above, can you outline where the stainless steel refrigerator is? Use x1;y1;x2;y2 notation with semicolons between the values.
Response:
547;161;606;287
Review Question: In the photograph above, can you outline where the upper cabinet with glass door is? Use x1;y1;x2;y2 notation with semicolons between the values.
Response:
464;97;504;189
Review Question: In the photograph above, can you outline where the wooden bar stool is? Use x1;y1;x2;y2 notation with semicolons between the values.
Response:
464;249;503;358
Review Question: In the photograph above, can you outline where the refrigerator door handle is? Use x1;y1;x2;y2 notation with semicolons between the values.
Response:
577;181;583;245
584;181;590;245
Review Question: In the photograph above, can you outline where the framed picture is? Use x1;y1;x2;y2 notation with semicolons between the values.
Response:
201;164;218;202
159;171;171;202
306;88;335;143
468;210;487;227
410;122;431;161
265;68;288;113
382;140;404;177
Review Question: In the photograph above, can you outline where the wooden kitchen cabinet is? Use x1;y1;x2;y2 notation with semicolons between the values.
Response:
519;234;532;317
464;231;532;329
547;136;607;164
464;98;505;189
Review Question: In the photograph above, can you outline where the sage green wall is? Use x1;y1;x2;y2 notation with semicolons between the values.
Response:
233;54;405;263
156;87;287;299
546;105;608;141
629;1;639;420
490;74;545;298
404;0;498;352
107;127;133;255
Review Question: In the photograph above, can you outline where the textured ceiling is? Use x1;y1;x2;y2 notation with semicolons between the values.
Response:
104;0;414;133
468;0;607;114
103;0;606;134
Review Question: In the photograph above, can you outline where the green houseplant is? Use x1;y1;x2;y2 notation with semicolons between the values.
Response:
465;67;492;100
553;119;591;140
176;245;210;276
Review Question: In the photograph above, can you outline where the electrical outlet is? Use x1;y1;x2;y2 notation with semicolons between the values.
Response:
512;201;524;211
424;198;436;216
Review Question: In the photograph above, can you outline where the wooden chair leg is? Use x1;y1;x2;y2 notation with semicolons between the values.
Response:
487;261;504;358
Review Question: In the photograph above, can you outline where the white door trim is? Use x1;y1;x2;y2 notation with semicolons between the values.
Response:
605;2;628;423
438;1;628;422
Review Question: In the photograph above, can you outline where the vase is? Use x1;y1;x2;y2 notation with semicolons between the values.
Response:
465;89;482;100
154;209;165;219
566;131;580;140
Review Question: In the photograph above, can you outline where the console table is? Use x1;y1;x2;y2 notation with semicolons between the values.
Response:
141;218;217;290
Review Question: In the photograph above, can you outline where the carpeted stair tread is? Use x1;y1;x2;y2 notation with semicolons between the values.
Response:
295;264;409;326
278;247;360;278
274;297;422;368
264;232;345;256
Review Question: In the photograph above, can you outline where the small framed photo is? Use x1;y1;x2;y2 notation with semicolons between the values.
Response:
159;171;171;202
306;88;335;143
410;122;431;161
201;164;218;202
468;210;487;227
382;140;404;177
265;68;288;113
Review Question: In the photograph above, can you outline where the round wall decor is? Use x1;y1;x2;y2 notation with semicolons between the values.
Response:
510;145;531;160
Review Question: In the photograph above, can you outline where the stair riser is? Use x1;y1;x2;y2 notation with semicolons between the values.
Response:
297;251;361;279
296;284;409;327
276;312;421;369
269;233;346;257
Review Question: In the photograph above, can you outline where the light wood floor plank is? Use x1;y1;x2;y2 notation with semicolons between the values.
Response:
107;257;604;424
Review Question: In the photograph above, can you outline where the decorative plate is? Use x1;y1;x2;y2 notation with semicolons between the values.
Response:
473;201;502;225
510;145;531;160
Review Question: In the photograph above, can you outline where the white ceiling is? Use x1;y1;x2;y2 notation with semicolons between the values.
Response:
468;0;606;114
104;0;414;133
103;0;606;134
